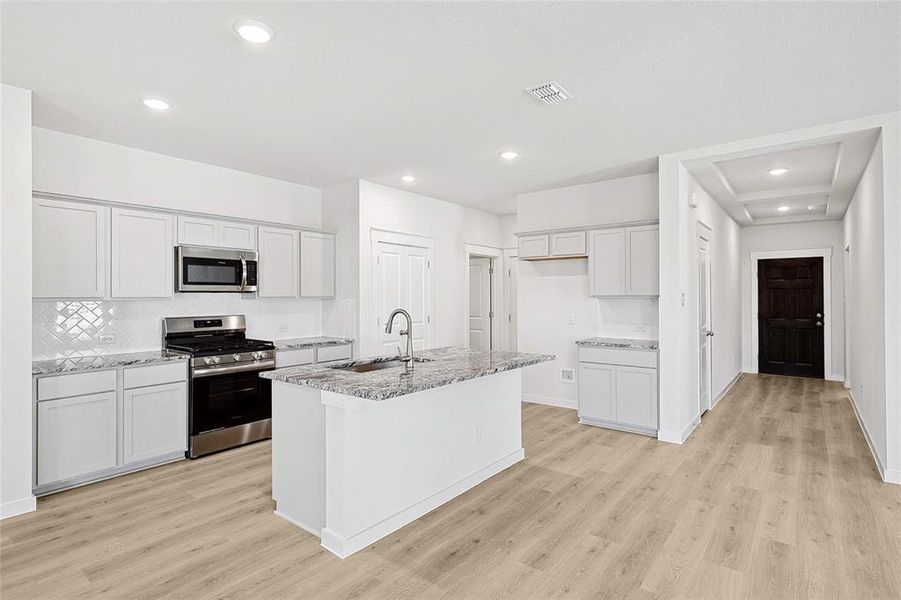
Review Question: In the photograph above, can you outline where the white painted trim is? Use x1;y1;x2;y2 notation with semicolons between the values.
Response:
657;418;699;445
0;495;36;520
320;448;524;558
749;248;833;377
502;248;518;352
847;390;898;484
462;243;504;351
274;509;322;538
711;371;742;410
522;393;577;410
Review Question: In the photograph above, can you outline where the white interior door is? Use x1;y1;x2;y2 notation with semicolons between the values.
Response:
374;241;432;355
468;257;492;350
698;233;713;414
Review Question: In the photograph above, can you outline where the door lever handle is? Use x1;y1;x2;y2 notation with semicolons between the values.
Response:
816;322;823;327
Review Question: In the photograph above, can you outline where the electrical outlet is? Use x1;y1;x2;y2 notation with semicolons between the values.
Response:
566;314;575;325
634;324;647;333
278;324;289;333
99;334;116;345
561;368;575;383
472;424;482;442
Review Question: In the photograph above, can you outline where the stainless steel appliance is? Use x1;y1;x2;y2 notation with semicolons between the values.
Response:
163;315;275;458
176;246;258;293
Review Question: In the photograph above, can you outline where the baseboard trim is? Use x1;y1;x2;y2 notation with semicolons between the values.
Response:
579;416;656;438
658;419;699;445
274;509;322;538
522;393;577;410
826;373;845;382
1;495;36;520
847;390;896;485
711;371;743;409
320;447;525;558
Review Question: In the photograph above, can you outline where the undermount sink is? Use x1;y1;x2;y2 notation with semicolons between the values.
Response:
330;357;431;374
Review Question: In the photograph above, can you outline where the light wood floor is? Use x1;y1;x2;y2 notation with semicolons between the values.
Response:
3;374;900;599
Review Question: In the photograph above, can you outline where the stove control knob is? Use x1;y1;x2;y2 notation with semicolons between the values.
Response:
211;356;221;364
203;357;213;365
233;354;242;362
252;352;262;360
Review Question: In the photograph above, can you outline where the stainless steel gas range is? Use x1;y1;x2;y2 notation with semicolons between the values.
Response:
163;315;275;458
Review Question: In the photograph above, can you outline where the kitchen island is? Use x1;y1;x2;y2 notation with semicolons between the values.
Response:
260;346;553;558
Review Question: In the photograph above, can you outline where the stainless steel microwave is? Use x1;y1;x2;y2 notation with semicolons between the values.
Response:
176;246;258;293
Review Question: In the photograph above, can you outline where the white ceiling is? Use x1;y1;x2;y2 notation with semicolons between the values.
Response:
2;2;899;214
686;129;880;225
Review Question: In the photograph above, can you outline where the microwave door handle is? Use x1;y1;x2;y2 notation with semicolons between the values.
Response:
240;257;248;290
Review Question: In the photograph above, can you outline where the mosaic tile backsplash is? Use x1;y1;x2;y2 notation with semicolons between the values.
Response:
32;295;354;360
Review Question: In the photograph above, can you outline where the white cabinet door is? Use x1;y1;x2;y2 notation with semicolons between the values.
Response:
258;226;299;297
615;366;658;430
550;231;586;256
111;208;173;298
33;198;108;298
177;216;256;250
122;382;187;464
37;392;117;485
578;362;616;421
588;229;626;296
220;222;257;250
627;226;659;296
517;234;549;259
300;231;335;297
177;215;219;247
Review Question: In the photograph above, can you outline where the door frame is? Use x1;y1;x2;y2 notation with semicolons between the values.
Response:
368;228;435;357
462;243;503;351
749;247;832;379
697;221;713;415
502;247;518;351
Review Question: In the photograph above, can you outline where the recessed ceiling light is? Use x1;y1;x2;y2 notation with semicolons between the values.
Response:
234;19;274;44
777;205;791;212
499;150;519;160
769;168;788;176
141;96;171;111
400;175;416;184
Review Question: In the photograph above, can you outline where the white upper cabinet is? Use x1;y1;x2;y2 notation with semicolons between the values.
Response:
176;215;256;250
111;208;174;298
588;229;626;296
258;226;299;297
588;224;658;297
627;226;659;296
517;234;550;259
300;231;336;298
550;231;587;257
33;198;108;298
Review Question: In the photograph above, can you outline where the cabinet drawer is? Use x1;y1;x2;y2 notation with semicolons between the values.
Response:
276;348;315;368
124;362;187;389
316;344;352;363
517;234;550;259
550;231;586;256
38;370;117;401
578;347;657;369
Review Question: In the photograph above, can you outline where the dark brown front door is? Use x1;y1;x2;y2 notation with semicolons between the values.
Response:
758;257;825;378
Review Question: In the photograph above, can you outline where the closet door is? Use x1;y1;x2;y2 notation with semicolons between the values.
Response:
373;241;433;355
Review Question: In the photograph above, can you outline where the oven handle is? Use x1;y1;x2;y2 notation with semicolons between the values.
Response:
192;359;275;378
240;257;248;291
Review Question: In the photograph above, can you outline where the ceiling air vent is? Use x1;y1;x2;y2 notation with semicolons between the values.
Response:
525;81;572;105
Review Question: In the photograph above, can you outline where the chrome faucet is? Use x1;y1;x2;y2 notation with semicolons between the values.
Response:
385;308;413;367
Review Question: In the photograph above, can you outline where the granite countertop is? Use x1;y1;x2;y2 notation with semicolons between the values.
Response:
576;337;659;351
33;350;188;376
261;346;554;401
273;336;354;351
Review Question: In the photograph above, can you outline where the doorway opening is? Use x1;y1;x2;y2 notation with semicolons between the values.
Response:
463;244;503;351
756;256;825;378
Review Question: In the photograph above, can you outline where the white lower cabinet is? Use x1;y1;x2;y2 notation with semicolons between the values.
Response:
578;348;658;436
35;363;189;495
123;382;187;464
37;391;118;486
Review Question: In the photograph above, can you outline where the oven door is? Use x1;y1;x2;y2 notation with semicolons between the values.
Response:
176;246;257;292
189;365;272;457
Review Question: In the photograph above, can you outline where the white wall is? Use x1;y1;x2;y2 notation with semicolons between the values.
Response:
322;181;362;353
516;173;658;232
740;221;846;380
690;177;743;403
356;181;505;355
1;85;36;518
32;128;322;227
515;173;659;409
500;213;517;249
